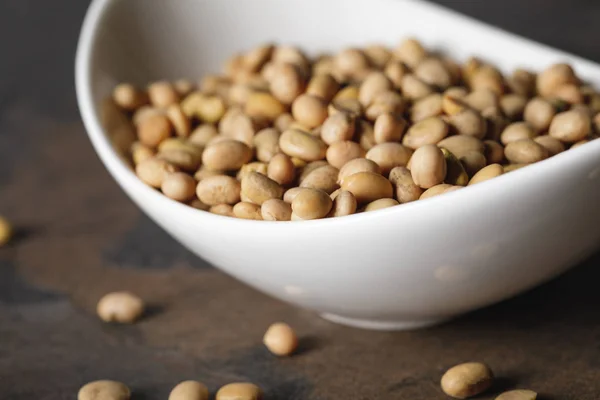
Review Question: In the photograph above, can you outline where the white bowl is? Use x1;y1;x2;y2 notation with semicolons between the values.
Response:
76;0;600;330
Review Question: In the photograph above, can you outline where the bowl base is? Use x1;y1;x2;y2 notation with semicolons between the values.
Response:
320;313;446;331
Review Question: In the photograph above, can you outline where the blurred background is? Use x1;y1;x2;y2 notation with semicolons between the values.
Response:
1;1;599;399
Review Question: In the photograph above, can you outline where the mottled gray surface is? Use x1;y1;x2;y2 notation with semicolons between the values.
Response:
0;1;599;399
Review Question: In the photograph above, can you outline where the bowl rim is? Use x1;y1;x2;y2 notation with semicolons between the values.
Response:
75;0;600;229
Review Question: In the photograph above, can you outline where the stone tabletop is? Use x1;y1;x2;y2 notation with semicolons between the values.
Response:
1;1;599;399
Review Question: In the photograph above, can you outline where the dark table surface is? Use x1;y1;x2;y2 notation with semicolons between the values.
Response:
1;1;600;399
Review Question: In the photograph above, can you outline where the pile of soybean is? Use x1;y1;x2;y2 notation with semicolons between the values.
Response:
107;39;599;221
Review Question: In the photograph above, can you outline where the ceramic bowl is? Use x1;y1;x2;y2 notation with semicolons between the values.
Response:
76;0;600;330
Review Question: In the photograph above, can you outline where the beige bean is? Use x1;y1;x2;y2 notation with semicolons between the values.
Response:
268;153;295;185
194;167;223;181
161;172;197;202
210;204;235;217
283;187;306;203
482;106;509;142
460;151;488;177
182;92;226;123
245;92;285;121
464;89;498;112
300;165;340;194
291;94;329;128
200;74;231;96
505;139;549;164
374;112;407;143
449;109;487;139
78;380;130;400
341;171;393;203
507;68;536;97
169;381;209;400
321;112;356;145
441;362;494;399
165;104;191;137
411;93;443;122
216;383;263;400
437;136;484;158
136;157;177;188
243;44;273;72
233;202;263;220
420;184;458;200
500;94;527;120
218;107;243;134
328;190;357;217
253;128;281;162
334;85;359;101
228;83;253;106
410;145;447;189
442;94;468;116
131;142;155;165
364;198;399;212
188;124;218;147
305;74;339;103
196;175;241;206
237;162;268;181
388;167;423;203
549;109;591;143
359;71;392;107
291;188;333;219
338;158;381;184
500;122;537;145
189;198;210;211
524;97;556;132
504;163;527;173
415;58;453;89
326;141;366;169
241;172;284;205
495;389;537;400
299;160;330;183
334;48;370;81
113;83;147;111
263;322;298;356
202;140;253;171
483;140;505;164
441;148;469;186
365;44;392;69
138;114;173;148
279;128;327;161
269;64;305;105
272;113;293;132
148;81;179;108
402;117;448;150
365;91;405;121
366;143;413;174
401;74;433;100
468;163;504;185
132;106;164;127
357;119;377;151
537;63;578;97
470;65;505;95
384;60;408;89
261;199;292;221
173;79;195;96
554;83;584;104
395;38;427;68
329;98;363;118
158;149;201;172
534;135;565;156
224;112;257;146
97;291;144;323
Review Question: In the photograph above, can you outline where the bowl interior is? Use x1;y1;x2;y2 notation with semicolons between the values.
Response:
87;0;600;111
